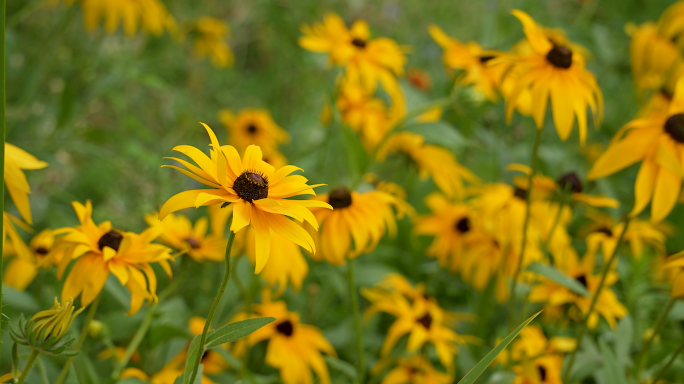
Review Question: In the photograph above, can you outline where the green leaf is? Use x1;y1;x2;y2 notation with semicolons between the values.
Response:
598;339;628;384
324;356;357;380
11;342;18;376
65;366;80;384
183;335;202;384
527;263;590;297
457;311;542;384
205;317;275;349
148;323;189;348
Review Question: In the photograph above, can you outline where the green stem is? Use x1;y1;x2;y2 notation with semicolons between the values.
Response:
507;128;542;331
17;350;39;384
0;0;6;371
562;216;632;383
55;293;102;384
187;228;237;384
634;296;677;380
36;355;49;384
347;259;366;384
651;335;684;384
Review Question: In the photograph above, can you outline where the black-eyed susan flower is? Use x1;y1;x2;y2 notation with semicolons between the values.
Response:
376;355;452;384
336;78;394;150
5;143;48;225
496;10;603;144
378;132;479;200
56;201;173;315
512;355;564;384
218;109;290;153
299;13;408;94
3;229;62;291
78;0;176;37
662;250;684;297
629;22;681;95
499;325;575;365
186;317;230;375
31;297;84;341
589;77;684;222
238;292;336;384
658;1;684;47
192;16;234;68
307;186;408;265
160;123;330;273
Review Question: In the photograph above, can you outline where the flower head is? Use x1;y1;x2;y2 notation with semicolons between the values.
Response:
219;109;289;153
192;16;234;68
31;297;84;341
377;355;452;384
79;0;176;36
4;229;63;291
5;143;48;225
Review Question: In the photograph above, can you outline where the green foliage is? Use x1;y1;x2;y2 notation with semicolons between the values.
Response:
8;314;78;356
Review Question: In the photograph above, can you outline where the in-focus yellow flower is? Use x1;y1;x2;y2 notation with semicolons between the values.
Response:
378;132;479;200
160;123;330;273
192;16;234;68
5;143;48;225
4;229;63;291
496;10;603;144
56;201;173;315
307;186;408;265
299;13;408;94
76;0;176;36
377;355;452;384
240;292;336;384
31;297;84;341
589;77;684;222
218;109;290;153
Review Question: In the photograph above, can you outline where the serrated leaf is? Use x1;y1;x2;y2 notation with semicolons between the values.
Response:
324;356;357;380
457;311;541;384
183;335;202;384
527;263;590;297
599;339;628;384
205;317;275;349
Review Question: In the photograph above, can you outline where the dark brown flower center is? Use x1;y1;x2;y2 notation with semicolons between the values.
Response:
276;320;294;336
417;313;432;329
575;275;588;288
546;45;573;69
660;88;674;100
455;217;470;233
351;38;366;49
479;55;495;63
514;187;528;200
98;230;124;252
233;171;269;203
538;365;548;382
557;172;583;193
664;113;684;143
185;237;200;249
596;227;613;237
246;124;258;134
35;247;49;256
328;187;352;209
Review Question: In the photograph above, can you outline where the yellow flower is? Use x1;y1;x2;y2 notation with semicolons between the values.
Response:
658;1;684;47
241;293;336;384
307;186;408;265
4;229;63;291
336;79;394;150
77;0;176;36
160;123;330;273
192;16;234;68
378;355;452;384
378;132;479;200
512;355;564;384
497;10;603;144
299;13;408;94
57;201;173;315
499;325;575;365
31;297;84;341
529;251;627;329
5;143;48;225
218;109;290;153
121;352;218;384
629;22;681;94
588;77;684;222
662;251;684;297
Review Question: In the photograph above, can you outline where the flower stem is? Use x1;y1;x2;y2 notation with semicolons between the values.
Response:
0;0;6;371
507;127;543;331
651;335;684;384
55;293;102;384
17;349;39;384
187;227;237;384
633;296;677;380
562;216;632;383
347;258;366;384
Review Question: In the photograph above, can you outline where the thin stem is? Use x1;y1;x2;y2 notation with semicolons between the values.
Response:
347;258;366;384
651;335;684;384
36;355;49;384
0;0;6;370
187;228;237;384
507;127;543;331
17;350;39;384
55;293;102;384
562;216;632;383
634;296;677;380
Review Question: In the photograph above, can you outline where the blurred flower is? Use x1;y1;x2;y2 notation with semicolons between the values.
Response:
629;22;681;95
495;10;603;144
498;325;575;365
376;355;452;384
56;201;173;315
307;186;408;265
512;355;564;384
77;0;177;36
218;108;289;153
4;229;63;291
662;251;684;297
192;16;234;68
588;77;684;222
186;317;229;375
378;132;478;200
5;143;48;225
31;297;84;341
160;123;330;273
658;1;684;47
407;68;432;91
336;79;394;150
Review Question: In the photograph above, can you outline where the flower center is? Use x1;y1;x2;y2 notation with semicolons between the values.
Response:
328;187;352;209
513;187;528;200
575;275;588;288
246;124;258;134
479;55;495;63
35;247;49;256
455;217;470;233
664;113;684;143
351;38;367;49
538;365;548;382
233;171;269;203
185;237;201;249
417;313;432;329
98;230;123;252
546;45;573;69
595;227;613;237
276;320;294;336
557;172;583;193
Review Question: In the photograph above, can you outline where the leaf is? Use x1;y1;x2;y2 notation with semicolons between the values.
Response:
457;311;542;384
614;316;633;366
205;317;275;349
11;343;18;377
527;263;590;297
148;323;189;348
324;356;358;380
183;335;202;384
599;339;628;384
65;366;80;384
